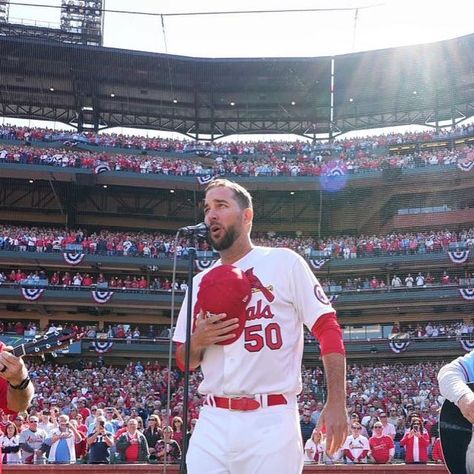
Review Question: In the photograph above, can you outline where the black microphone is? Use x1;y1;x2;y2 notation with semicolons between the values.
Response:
179;222;209;238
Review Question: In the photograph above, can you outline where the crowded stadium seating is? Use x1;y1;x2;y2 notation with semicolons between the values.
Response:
1;224;473;259
1;123;473;178
2;113;474;469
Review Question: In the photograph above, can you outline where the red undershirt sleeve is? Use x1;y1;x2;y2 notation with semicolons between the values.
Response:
175;342;185;372
360;449;369;460
311;312;346;356
344;449;355;461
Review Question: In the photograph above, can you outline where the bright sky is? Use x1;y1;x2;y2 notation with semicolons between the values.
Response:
5;0;474;139
9;0;474;57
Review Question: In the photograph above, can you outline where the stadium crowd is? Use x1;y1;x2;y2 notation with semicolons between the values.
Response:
4;316;472;344
1;224;474;260
1;121;473;154
0;142;472;177
0;268;188;293
320;269;474;293
0;320;173;342
0;359;448;464
2;123;473;465
1;266;470;295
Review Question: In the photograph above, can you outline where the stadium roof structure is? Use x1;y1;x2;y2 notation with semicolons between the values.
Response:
0;33;473;139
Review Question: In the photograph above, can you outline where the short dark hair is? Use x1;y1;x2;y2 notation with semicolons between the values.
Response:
205;179;253;210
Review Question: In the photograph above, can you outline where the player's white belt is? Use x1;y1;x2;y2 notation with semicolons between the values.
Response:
205;394;287;411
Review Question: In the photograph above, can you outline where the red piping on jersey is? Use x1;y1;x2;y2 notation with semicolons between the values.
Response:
311;312;346;356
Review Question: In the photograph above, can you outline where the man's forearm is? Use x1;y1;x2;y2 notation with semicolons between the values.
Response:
176;338;204;370
322;352;346;405
7;380;34;412
20;443;34;453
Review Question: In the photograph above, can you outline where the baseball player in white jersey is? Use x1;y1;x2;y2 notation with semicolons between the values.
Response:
174;179;347;474
438;350;474;423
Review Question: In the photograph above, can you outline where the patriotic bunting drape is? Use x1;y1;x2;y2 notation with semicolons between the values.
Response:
388;335;411;353
457;160;474;172
91;339;113;353
309;258;329;270
63;252;85;265
21;288;45;301
197;175;214;186
94;163;111;174
195;259;217;272
91;291;114;304
460;339;474;352
448;249;470;264
459;288;474;301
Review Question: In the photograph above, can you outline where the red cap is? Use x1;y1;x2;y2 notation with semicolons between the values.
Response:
197;265;252;345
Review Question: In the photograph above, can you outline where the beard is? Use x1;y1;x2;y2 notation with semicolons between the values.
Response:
208;224;240;251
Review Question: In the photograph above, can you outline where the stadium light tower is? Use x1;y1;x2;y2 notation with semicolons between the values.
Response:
60;0;104;46
0;0;10;23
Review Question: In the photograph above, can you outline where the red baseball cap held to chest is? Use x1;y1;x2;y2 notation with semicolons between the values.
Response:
197;264;252;345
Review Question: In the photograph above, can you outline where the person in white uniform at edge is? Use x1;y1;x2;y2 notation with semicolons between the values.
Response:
438;350;474;422
438;350;474;474
173;179;347;474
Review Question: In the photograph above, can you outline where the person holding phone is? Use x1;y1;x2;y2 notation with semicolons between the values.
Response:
104;407;123;435
399;417;430;463
48;415;82;464
86;416;114;464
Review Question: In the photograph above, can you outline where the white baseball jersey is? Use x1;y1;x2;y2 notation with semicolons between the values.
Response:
173;246;334;396
342;434;370;462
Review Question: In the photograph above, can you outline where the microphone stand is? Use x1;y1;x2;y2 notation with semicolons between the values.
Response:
179;242;195;474
179;226;208;474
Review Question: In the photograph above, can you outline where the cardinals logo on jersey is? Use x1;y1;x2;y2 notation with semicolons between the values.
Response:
244;268;275;302
314;282;331;305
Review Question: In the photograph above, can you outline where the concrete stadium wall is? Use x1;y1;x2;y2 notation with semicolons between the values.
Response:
2;463;448;473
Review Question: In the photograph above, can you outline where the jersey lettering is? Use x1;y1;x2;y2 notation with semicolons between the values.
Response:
246;300;274;321
244;322;283;352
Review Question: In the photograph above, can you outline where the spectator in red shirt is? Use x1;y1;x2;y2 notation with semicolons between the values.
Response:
62;272;72;286
138;276;148;289
369;422;394;464
77;399;91;421
171;416;184;449
441;271;451;285
50;272;60;285
115;418;149;463
82;274;93;286
400;418;430;463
